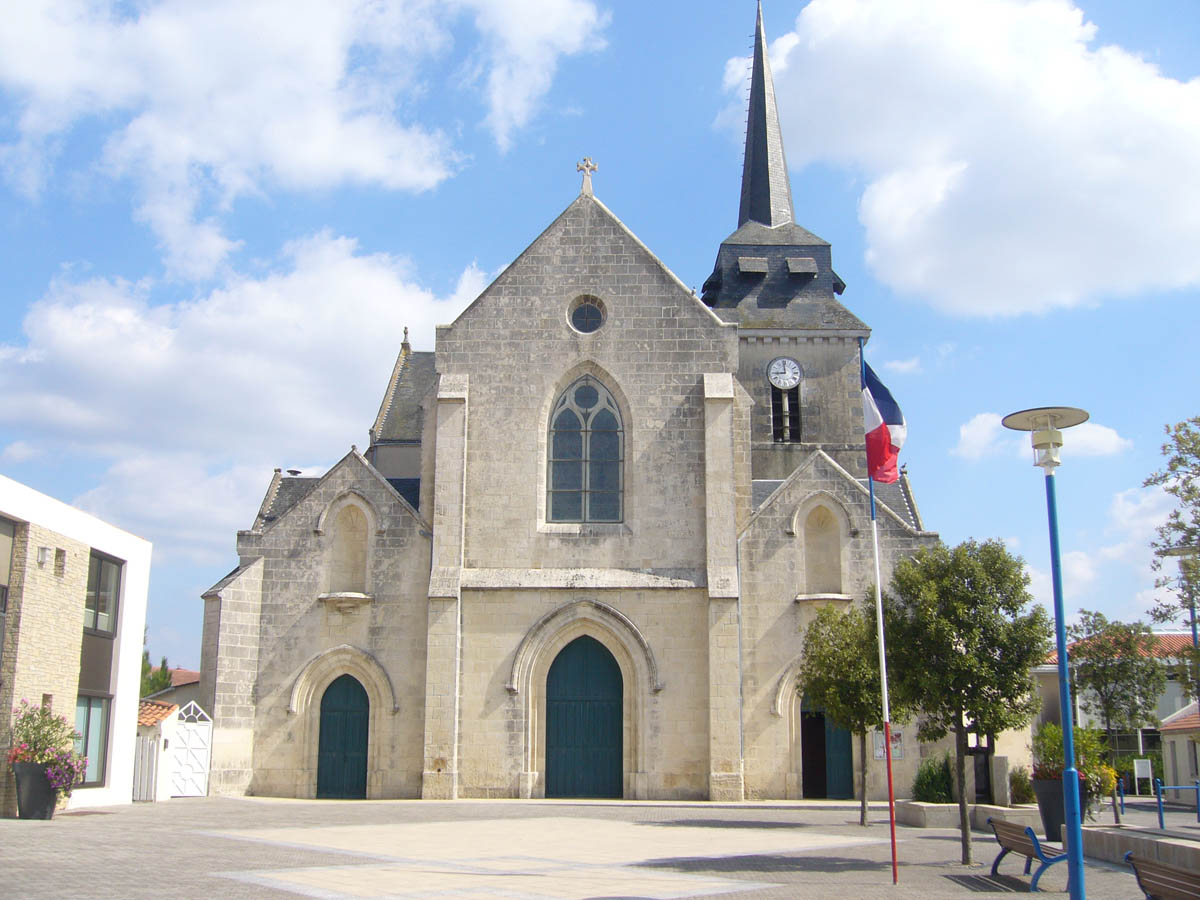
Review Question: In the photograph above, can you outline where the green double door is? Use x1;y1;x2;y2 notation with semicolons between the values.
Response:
317;674;368;799
800;698;853;799
545;636;623;798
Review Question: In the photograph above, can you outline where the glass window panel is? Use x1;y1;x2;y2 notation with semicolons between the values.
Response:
591;430;620;460
552;461;583;490
573;384;599;409
592;409;618;431
553;409;581;431
589;492;620;521
552;429;582;459
76;696;108;784
551;491;582;521
84;556;99;630
96;560;118;633
590;461;620;491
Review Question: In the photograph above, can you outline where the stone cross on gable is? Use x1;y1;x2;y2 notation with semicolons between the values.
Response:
577;157;597;197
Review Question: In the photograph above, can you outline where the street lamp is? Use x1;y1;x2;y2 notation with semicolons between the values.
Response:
1003;406;1089;900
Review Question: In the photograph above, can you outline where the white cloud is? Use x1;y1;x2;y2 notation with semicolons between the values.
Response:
1;440;37;462
952;412;1129;460
0;232;483;469
752;0;1200;316
0;0;605;277
952;412;1018;459
1064;422;1132;457
882;356;922;375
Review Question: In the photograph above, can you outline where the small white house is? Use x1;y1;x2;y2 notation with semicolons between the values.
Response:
133;699;212;802
1160;702;1200;802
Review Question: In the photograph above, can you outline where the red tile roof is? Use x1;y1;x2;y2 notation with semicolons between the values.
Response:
137;699;178;727
149;666;201;687
1045;632;1195;665
1161;702;1200;734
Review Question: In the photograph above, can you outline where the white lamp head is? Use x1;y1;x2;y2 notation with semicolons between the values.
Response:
1001;407;1089;474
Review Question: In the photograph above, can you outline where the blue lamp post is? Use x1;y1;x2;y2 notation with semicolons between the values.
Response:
1003;406;1089;900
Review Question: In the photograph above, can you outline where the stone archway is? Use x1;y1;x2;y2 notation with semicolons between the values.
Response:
508;599;662;799
289;644;397;799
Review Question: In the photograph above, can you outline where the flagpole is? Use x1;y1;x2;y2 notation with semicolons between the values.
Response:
860;336;899;885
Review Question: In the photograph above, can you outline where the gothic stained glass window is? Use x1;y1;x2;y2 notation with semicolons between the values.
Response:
548;377;623;522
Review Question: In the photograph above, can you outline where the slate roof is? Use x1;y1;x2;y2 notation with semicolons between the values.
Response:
253;473;320;530
749;470;924;532
372;345;437;444
700;5;863;332
137;699;178;727
739;2;794;229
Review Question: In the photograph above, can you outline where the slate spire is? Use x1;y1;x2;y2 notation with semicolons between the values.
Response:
738;2;794;229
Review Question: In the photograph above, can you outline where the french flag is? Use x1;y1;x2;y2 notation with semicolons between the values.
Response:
862;363;906;484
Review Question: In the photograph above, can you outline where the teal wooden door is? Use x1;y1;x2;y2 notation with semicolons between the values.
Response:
317;674;368;799
545;636;623;798
824;716;853;799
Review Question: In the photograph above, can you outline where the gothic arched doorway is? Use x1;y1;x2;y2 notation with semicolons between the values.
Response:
545;635;623;797
317;674;369;799
800;695;853;799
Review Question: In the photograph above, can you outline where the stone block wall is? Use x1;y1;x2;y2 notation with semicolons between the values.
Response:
0;522;88;816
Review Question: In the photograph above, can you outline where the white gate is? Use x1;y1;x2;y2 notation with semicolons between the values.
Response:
170;701;213;797
132;734;159;801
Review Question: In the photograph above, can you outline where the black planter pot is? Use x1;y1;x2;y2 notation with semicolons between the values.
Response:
1031;776;1086;842
12;762;57;820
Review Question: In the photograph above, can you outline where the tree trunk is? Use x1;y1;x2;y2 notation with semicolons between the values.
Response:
955;718;972;865
859;731;870;827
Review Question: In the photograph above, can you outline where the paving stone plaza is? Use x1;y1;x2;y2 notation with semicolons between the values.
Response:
0;797;1152;899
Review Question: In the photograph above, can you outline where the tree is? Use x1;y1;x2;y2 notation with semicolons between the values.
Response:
884;539;1052;865
1068;610;1166;762
141;649;172;697
798;601;905;826
1145;416;1200;626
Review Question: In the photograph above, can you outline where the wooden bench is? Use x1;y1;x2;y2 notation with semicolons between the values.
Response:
986;817;1067;892
1125;852;1200;899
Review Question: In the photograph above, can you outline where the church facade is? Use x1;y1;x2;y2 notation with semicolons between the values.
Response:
200;6;938;802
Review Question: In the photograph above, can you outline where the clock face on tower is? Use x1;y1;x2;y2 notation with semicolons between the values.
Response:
767;357;801;390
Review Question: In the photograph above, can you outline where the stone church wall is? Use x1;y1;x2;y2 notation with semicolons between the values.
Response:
234;457;432;799
738;453;938;800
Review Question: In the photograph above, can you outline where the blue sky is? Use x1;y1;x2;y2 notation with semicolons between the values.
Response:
1;0;1197;668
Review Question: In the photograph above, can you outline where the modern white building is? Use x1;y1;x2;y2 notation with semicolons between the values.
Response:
0;475;151;812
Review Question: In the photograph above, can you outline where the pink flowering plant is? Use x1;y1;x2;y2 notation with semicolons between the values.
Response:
6;699;88;800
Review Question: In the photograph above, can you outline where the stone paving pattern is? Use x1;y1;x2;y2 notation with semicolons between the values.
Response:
0;798;1158;899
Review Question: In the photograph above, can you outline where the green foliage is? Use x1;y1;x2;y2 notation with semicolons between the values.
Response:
6;699;87;799
912;753;953;803
798;600;907;825
1145;416;1200;626
1068;610;1167;753
884;539;1051;864
798;602;893;734
1031;723;1118;805
141;650;172;697
1114;751;1163;789
1009;765;1035;804
885;540;1051;742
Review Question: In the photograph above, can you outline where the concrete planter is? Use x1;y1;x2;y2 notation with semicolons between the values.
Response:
1032;777;1085;843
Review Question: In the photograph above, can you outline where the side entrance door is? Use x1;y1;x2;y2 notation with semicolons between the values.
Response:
317;674;369;799
545;635;623;798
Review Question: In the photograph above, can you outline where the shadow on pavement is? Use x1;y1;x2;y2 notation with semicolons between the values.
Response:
942;873;1027;893
638;854;894;874
638;819;814;830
